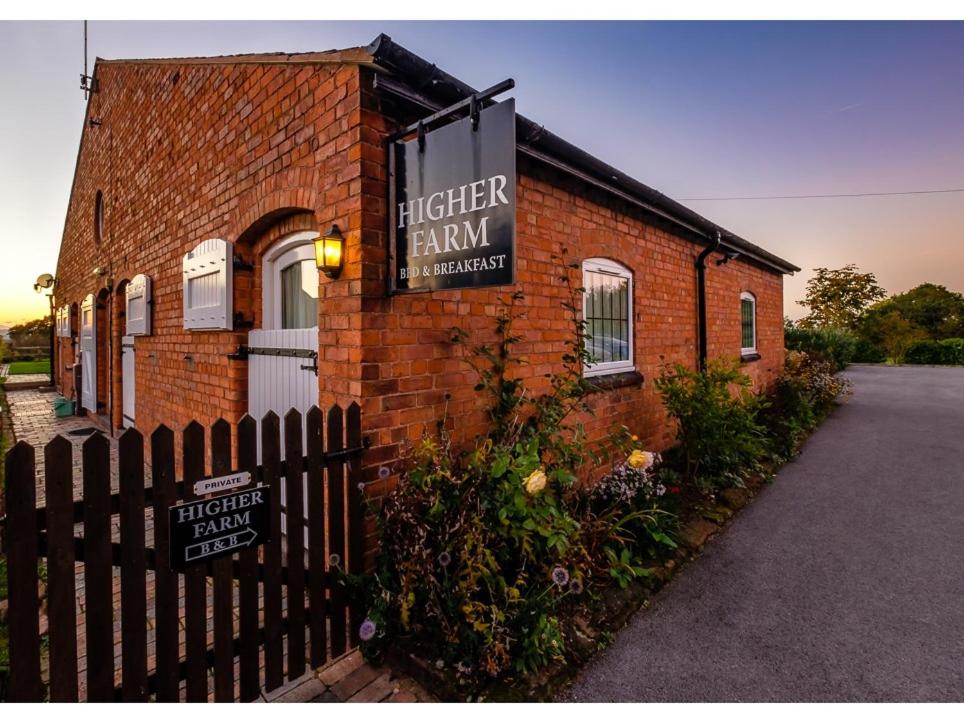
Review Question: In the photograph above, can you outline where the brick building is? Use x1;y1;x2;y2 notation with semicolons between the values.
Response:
52;34;798;504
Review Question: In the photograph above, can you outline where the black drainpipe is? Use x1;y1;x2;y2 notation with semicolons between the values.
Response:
695;230;722;371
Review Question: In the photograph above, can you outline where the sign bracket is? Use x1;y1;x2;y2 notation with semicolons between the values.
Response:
386;78;515;144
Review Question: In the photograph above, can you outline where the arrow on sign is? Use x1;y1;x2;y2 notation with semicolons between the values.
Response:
184;527;259;562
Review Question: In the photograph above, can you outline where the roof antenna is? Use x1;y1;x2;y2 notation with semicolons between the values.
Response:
80;20;98;99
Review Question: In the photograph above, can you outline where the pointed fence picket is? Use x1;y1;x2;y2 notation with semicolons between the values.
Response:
0;405;366;702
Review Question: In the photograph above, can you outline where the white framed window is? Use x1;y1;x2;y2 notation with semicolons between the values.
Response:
262;230;319;330
740;291;757;354
582;257;634;377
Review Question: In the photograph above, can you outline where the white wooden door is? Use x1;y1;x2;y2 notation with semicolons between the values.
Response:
80;294;96;413
121;335;135;428
248;327;319;538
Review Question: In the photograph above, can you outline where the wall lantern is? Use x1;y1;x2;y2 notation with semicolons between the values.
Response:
314;224;345;279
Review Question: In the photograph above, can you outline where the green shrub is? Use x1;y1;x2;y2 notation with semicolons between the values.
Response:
904;338;964;365
654;359;769;491
357;265;676;685
852;337;887;364
784;323;857;371
761;351;852;460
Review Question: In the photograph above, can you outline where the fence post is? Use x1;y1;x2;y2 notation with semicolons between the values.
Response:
260;411;284;692
4;441;42;702
83;432;114;702
182;421;208;702
284;409;306;681
150;425;180;702
45;435;79;702
210;419;235;702
119;428;148;701
326;404;348;657
346;401;365;647
306;406;327;668
236;415;261;702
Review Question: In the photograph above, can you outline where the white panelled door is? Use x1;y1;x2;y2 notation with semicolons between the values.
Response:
248;230;321;539
247;328;319;431
80;294;96;413
121;335;136;428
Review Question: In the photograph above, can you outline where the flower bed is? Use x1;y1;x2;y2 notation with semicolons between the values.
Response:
349;270;851;701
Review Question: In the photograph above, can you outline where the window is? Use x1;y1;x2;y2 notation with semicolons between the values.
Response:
279;258;319;329
740;291;757;354
583;258;633;377
94;190;104;244
262;230;319;330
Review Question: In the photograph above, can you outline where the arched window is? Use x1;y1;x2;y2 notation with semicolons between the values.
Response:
262;230;320;330
94;190;104;244
582;257;634;377
740;291;757;354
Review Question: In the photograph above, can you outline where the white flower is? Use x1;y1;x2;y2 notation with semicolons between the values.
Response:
523;468;548;494
358;618;377;642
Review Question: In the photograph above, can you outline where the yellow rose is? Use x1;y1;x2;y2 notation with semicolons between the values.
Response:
627;449;655;471
523;468;548;494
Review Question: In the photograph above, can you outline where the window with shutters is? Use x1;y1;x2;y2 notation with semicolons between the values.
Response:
183;238;233;330
741;291;757;354
582;257;634;377
125;274;152;336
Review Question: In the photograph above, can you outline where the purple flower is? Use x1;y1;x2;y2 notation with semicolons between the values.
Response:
378;466;391;479
358;618;377;642
438;551;452;567
357;482;366;492
551;567;570;587
569;578;584;595
329;553;341;568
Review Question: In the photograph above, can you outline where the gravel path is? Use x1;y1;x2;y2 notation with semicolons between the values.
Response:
562;365;964;702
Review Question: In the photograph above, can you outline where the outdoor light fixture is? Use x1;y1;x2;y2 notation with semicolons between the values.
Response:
314;224;345;279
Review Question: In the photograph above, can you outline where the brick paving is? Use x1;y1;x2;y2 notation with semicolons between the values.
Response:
3;387;433;703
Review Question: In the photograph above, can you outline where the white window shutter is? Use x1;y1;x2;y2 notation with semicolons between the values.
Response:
183;238;233;330
125;274;152;336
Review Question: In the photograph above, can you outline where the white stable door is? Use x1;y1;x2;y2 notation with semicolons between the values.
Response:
248;230;320;539
80;294;96;413
121;335;136;428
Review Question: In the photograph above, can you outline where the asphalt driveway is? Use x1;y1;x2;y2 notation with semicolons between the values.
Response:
563;364;964;702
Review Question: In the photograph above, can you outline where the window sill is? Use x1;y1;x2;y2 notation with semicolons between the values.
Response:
585;369;645;391
740;352;761;363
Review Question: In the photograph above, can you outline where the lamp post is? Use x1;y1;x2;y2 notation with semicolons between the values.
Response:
34;273;56;387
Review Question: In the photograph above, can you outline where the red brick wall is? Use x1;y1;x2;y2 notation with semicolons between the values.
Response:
54;58;368;456
53;59;786;561
354;67;786;510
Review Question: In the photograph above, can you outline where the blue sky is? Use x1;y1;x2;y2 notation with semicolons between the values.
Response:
1;20;962;324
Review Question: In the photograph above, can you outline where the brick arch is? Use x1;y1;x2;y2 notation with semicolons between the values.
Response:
229;181;319;246
232;203;319;332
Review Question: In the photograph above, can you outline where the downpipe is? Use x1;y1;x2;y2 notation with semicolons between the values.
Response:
695;230;722;371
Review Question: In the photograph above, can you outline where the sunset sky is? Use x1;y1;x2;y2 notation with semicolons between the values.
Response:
1;20;962;327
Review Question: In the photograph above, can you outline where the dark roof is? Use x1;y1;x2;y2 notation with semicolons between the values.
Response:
366;33;799;275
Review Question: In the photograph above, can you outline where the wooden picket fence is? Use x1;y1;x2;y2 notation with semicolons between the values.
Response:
1;405;367;702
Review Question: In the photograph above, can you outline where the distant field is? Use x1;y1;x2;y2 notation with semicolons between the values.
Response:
6;359;50;375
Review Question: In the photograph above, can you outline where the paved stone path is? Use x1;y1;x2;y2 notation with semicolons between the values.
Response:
563;365;964;702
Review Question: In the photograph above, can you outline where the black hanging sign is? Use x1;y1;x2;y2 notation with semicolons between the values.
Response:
169;485;270;570
390;98;516;293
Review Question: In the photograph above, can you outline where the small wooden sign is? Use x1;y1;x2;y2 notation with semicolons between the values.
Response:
169;485;270;570
194;470;251;497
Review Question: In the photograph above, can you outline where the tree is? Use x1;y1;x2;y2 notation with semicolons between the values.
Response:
871;283;964;340
8;317;52;349
798;265;886;330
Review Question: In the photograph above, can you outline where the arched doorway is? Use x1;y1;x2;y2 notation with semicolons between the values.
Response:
94;288;110;422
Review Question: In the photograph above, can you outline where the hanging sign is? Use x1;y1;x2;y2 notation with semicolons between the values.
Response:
391;98;516;293
169;485;270;570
